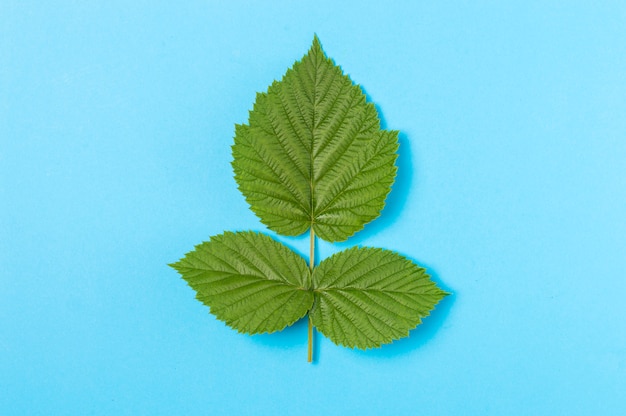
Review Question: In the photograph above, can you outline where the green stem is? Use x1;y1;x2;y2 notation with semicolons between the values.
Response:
309;227;315;272
308;227;315;363
307;316;313;363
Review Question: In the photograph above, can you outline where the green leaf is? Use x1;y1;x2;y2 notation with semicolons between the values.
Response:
232;36;398;242
170;231;313;334
172;36;451;361
310;246;448;349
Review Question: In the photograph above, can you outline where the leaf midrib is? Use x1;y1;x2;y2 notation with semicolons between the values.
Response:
192;270;308;290
313;287;434;295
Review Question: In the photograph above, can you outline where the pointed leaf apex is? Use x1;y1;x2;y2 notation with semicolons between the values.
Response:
310;34;323;54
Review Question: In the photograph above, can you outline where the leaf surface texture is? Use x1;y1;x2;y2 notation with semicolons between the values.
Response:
170;231;313;334
310;247;448;349
232;36;398;242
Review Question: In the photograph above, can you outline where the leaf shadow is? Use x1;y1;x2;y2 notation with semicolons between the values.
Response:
336;89;414;247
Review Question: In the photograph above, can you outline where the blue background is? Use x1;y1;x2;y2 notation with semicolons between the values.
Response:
2;1;625;415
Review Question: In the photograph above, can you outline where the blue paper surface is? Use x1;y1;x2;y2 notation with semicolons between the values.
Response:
2;1;625;415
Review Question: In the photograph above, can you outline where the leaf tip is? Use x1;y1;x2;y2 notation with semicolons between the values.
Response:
168;261;182;272
310;34;324;56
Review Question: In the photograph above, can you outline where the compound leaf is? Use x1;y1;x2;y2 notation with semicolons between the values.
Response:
171;36;451;361
232;36;398;242
310;246;448;349
170;231;313;334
